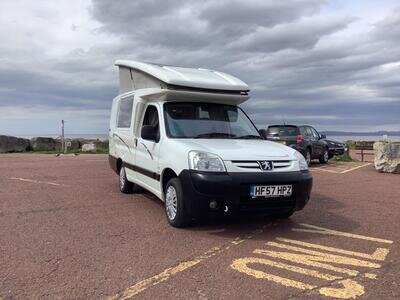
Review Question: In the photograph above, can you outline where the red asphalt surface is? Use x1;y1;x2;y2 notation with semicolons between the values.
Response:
0;154;399;299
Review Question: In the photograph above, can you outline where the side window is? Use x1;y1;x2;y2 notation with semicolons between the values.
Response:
300;127;311;137
310;127;320;139
142;105;160;141
117;97;134;128
303;127;313;138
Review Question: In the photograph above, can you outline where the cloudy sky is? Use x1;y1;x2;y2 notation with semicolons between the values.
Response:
1;0;399;136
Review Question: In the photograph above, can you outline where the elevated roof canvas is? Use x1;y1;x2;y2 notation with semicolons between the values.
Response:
115;60;249;92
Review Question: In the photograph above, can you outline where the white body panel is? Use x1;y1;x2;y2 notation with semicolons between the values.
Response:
115;60;249;92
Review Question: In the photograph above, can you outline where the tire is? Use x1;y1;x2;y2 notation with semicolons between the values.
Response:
305;149;311;166
119;166;133;194
319;148;329;164
165;178;189;228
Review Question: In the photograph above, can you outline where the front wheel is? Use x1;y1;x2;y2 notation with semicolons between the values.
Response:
165;178;189;228
119;166;133;194
319;149;329;164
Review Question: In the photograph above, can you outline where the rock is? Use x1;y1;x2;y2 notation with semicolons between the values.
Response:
81;143;97;152
0;135;30;153
374;141;400;174
30;137;57;151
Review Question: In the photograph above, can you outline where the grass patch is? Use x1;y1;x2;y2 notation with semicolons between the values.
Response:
345;141;356;150
331;154;354;162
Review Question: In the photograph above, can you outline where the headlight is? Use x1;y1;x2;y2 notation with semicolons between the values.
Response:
294;151;308;170
188;151;226;172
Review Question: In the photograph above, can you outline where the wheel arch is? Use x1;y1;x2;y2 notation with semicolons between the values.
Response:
307;145;312;154
116;158;123;173
161;168;178;195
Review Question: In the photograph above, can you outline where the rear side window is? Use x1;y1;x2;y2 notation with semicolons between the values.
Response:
309;127;320;139
267;126;299;136
117;97;133;128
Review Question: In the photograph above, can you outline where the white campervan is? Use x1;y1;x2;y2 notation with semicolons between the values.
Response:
109;60;312;227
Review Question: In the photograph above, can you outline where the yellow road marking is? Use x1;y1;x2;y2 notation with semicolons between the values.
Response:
233;257;342;281
231;257;316;290
109;224;270;299
276;238;389;261
231;257;366;299
364;273;377;279
319;279;365;299
293;223;393;244
266;242;380;269
231;224;392;299
108;247;222;300
231;237;245;245
255;248;357;276
9;177;69;187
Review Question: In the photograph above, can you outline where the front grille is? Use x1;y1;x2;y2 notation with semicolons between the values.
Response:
231;160;292;170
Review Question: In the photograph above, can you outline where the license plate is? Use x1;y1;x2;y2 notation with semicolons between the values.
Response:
276;140;286;145
250;185;292;197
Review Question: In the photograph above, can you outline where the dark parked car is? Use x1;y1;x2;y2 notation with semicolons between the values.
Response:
260;125;329;166
322;138;347;158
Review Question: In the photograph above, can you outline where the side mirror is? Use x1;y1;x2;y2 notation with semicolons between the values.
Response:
141;125;159;142
320;133;326;139
258;129;267;139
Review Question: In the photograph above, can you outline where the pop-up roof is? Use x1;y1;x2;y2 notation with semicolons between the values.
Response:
115;60;249;95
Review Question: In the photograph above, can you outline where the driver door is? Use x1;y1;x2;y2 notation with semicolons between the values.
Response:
135;104;161;196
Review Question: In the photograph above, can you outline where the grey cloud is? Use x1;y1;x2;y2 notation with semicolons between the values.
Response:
228;16;354;52
90;0;331;53
199;0;323;28
372;7;400;42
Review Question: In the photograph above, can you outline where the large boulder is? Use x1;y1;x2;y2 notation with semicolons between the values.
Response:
30;137;57;151
0;135;30;153
81;143;96;152
374;141;400;174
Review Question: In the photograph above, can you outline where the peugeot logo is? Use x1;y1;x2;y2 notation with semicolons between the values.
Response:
258;160;274;171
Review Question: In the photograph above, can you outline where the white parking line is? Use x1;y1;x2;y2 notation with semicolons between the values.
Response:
9;177;69;187
311;163;371;174
340;163;371;173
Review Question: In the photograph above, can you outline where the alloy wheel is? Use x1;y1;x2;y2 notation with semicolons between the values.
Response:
166;185;178;221
120;167;126;189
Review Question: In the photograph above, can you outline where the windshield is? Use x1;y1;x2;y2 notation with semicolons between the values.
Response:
164;102;262;139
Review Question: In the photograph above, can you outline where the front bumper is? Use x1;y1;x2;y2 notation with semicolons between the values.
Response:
328;147;345;157
178;170;312;217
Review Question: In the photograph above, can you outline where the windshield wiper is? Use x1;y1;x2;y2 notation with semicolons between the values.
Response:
194;132;236;139
235;134;263;140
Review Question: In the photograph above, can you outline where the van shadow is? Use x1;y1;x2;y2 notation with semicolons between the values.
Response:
189;192;361;242
139;190;361;242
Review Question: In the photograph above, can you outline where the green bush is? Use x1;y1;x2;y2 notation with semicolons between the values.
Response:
331;153;353;162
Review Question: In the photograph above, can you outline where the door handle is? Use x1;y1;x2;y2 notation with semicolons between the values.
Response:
134;138;138;147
